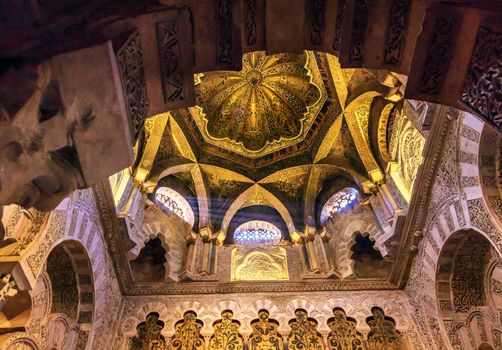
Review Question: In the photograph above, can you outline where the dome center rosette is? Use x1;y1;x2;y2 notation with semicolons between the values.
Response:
190;51;326;157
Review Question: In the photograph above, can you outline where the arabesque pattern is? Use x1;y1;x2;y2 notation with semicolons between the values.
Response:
193;51;323;154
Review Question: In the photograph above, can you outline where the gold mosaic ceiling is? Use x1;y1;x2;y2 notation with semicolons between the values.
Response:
190;51;326;157
137;51;392;193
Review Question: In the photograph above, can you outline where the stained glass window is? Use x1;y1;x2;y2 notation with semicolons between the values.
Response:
234;220;282;245
320;187;359;224
155;187;195;226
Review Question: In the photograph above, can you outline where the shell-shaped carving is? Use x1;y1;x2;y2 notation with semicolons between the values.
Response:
195;51;322;152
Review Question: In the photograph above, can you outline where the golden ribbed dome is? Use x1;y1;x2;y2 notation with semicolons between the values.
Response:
194;51;323;153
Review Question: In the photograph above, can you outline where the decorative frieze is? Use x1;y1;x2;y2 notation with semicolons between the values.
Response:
461;26;502;130
384;0;411;66
116;31;150;138
419;15;459;94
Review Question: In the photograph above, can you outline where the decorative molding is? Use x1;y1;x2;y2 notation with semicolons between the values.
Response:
157;20;185;104
333;0;346;54
116;31;150;138
390;106;455;287
216;0;234;64
384;0;411;66
243;0;257;46
348;0;371;63
461;26;502;129
419;15;459;94
309;0;327;46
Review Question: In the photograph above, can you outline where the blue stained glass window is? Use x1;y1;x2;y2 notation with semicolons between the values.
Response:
320;187;359;224
234;220;282;245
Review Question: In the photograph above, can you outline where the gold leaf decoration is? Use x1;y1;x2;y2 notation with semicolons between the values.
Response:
169;311;204;350
287;309;325;350
231;246;289;281
249;310;284;350
327;308;365;350
192;51;324;156
130;312;166;350
210;310;244;350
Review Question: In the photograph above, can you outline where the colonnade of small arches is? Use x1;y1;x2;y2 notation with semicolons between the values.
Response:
129;306;407;350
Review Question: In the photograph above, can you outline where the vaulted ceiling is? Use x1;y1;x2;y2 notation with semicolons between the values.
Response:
133;51;402;237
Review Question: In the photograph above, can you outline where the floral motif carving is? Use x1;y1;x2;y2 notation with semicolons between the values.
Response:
309;0;326;46
170;311;204;350
467;198;501;248
451;236;490;312
244;0;257;46
384;0;410;65
366;307;406;350
130;312;166;350
287;309;324;350
459;124;480;143
461;26;502;128
157;20;185;103
9;209;49;255
453;201;465;227
419;16;459;94
327;308;364;350
117;31;150;138
210;310;244;350
249;309;283;350
216;0;233;64
333;0;346;54
26;211;66;275
460;176;478;188
349;0;371;63
47;245;79;319
458;151;477;165
491;278;502;296
232;247;289;281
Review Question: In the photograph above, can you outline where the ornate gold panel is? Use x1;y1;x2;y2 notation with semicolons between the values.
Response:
130;312;166;350
231;246;289;281
169;311;204;350
327;308;365;350
287;309;325;350
249;310;284;350
209;310;244;350
366;307;406;350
